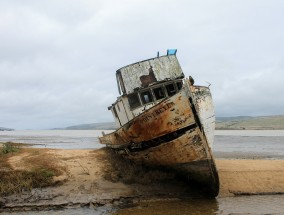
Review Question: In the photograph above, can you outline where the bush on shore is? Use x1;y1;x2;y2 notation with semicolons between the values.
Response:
1;142;19;154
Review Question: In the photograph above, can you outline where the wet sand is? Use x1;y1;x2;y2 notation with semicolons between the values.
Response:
1;148;284;212
216;159;284;196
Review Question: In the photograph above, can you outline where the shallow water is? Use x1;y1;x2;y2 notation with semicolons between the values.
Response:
1;130;284;158
1;206;115;215
214;130;284;159
3;195;284;215
0;130;108;149
115;195;284;215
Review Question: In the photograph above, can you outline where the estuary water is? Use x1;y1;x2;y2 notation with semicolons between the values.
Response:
1;129;284;158
0;130;107;149
214;130;284;159
1;129;284;214
2;195;284;215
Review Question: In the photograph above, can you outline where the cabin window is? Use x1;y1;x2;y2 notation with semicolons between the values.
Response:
140;90;153;104
112;106;119;118
153;87;165;100
128;93;141;109
176;81;183;90
165;83;176;96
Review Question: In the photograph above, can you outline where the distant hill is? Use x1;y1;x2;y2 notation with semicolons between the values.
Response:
55;115;284;131
216;116;254;122
216;115;284;130
63;122;117;130
0;127;14;131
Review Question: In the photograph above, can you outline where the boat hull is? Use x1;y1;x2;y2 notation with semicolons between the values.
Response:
115;127;219;197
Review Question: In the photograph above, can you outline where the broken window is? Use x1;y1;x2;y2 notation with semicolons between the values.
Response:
140;90;153;104
176;81;183;90
165;83;176;96
128;93;141;109
153;87;165;100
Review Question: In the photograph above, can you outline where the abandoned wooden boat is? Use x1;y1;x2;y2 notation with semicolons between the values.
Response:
99;50;219;197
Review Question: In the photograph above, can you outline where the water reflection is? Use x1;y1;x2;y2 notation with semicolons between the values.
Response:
217;195;284;214
1;206;115;215
113;199;219;215
2;195;284;215
114;195;284;215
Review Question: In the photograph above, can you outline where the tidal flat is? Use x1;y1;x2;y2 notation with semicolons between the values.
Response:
0;130;284;214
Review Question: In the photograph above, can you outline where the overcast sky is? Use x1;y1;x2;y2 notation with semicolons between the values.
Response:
1;0;284;129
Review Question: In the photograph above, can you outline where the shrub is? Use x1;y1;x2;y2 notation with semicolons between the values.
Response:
2;142;19;154
0;168;56;196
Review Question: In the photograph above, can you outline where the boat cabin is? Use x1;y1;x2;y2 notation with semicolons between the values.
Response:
109;50;185;127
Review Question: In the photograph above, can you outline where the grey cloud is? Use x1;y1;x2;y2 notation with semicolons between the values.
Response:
0;0;284;129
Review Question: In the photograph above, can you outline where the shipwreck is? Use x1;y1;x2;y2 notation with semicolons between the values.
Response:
99;50;219;197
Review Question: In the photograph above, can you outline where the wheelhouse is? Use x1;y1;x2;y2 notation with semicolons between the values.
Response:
108;51;185;127
127;80;183;110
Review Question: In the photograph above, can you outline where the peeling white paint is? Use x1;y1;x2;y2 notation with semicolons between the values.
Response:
117;55;184;94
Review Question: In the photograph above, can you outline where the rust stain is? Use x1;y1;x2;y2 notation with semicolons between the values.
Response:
140;66;157;87
120;125;219;197
124;128;208;166
99;91;195;146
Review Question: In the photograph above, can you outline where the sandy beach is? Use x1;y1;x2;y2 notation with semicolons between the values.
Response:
1;147;284;212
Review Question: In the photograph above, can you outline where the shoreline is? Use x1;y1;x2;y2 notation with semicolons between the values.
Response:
0;147;284;212
213;151;284;160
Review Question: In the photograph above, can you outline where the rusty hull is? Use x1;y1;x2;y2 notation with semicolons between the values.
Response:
121;127;219;197
99;90;196;146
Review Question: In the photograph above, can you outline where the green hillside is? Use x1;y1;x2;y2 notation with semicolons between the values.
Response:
65;122;117;130
216;115;284;130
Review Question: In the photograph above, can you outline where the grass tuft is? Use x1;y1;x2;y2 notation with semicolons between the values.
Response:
0;169;56;196
0;147;65;197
